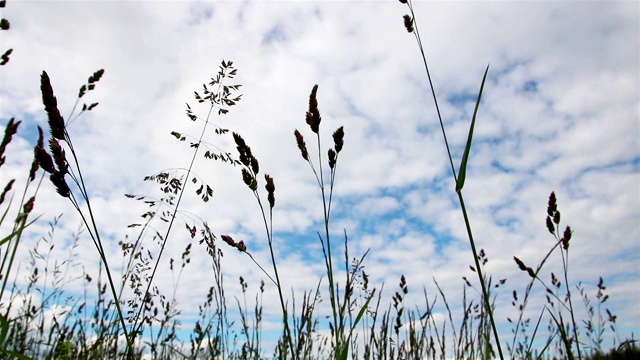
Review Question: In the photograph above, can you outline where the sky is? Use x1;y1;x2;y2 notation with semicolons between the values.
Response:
1;0;639;357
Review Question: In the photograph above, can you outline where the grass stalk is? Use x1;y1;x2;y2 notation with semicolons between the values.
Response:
398;1;504;358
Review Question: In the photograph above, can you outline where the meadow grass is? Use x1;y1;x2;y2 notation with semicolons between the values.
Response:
0;0;638;358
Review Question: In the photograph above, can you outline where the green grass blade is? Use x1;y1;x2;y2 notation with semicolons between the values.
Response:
456;63;490;192
338;289;376;360
0;315;33;360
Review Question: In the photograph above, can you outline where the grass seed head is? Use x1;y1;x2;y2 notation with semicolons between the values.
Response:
294;129;309;160
0;118;20;166
48;138;67;175
547;191;557;217
546;215;555;234
40;71;65;140
332;126;344;153
49;171;70;198
328;148;336;169
265;174;275;208
403;15;414;33
561;225;572;250
306;85;321;133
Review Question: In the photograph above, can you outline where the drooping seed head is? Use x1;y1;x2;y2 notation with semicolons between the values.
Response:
241;168;257;191
294;129;309;160
250;156;259;175
0;118;20;167
33;127;55;176
546;216;555;234
50;171;70;198
48;138;67;175
403;15;414;33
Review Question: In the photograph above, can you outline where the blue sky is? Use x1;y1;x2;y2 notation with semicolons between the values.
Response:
1;0;638;356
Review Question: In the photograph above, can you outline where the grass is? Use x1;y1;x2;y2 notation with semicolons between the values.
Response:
0;0;638;358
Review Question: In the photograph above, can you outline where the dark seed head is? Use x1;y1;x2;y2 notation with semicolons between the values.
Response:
294;130;309;161
333;126;344;153
265;174;275;208
403;15;414;33
40;71;66;140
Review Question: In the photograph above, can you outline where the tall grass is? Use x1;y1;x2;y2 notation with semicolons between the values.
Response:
0;0;637;358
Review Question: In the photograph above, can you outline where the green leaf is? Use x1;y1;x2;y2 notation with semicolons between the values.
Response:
456;63;490;192
338;289;376;360
0;315;34;360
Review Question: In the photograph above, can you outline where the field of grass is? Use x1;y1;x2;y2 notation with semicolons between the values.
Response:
0;0;637;359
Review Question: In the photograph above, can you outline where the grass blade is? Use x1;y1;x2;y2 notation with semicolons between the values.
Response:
456;63;490;192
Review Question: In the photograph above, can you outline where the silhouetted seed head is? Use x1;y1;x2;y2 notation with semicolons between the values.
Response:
0;48;13;66
513;256;536;279
328;149;336;169
241;168;254;187
526;267;535;278
78;85;87;98
32;127;54;177
40;71;66;140
265;174;275;208
50;171;70;198
251;157;259;175
22;196;35;215
547;191;557;217
236;241;246;252
221;235;235;247
514;256;528;272
306;85;321;133
0;118;20;167
49;138;67;175
221;235;247;252
308;84;318;112
333;126;344;153
546;216;555;234
233;132;246;149
88;69;105;84
553;210;561;225
0;179;14;205
34;145;54;175
233;132;255;167
399;0;408;3
403;14;414;33
294;129;309;160
562;226;572;250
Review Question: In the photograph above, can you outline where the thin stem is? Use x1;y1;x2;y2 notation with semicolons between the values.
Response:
63;135;135;358
457;191;504;359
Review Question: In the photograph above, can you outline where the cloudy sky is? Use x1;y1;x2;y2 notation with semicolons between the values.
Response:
1;0;638;356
